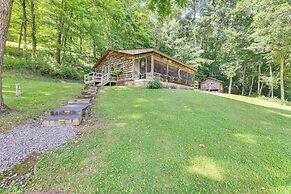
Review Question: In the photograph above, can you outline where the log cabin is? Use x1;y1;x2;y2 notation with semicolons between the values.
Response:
86;48;196;89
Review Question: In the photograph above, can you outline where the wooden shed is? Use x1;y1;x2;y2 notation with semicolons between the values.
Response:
200;77;224;93
89;48;197;89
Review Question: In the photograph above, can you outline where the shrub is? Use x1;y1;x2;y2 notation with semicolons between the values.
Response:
58;65;82;80
110;69;123;79
147;79;162;89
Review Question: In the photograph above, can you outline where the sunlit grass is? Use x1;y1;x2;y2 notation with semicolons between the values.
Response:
0;71;83;132
6;86;291;193
185;156;224;181
207;91;291;111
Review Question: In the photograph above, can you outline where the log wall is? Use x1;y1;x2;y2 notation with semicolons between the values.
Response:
96;52;134;81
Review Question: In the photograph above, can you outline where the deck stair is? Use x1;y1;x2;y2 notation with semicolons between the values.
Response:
43;85;100;126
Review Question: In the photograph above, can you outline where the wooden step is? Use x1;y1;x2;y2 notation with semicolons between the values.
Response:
50;103;91;116
68;98;92;104
43;114;82;126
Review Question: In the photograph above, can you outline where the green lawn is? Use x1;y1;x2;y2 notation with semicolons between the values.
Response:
0;71;83;132
7;87;291;193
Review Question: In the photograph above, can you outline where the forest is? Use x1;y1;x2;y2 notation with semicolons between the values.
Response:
1;0;291;100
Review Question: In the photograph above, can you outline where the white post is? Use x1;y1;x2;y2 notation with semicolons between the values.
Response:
101;73;103;85
16;84;21;96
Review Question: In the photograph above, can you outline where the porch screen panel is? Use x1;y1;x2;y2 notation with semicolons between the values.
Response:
179;70;188;81
154;60;167;75
168;66;178;77
146;57;151;73
187;73;194;84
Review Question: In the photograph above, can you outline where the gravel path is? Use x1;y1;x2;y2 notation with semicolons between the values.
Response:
0;118;81;173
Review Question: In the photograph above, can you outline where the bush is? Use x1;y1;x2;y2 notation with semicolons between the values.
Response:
3;46;95;81
58;65;82;80
147;79;162;89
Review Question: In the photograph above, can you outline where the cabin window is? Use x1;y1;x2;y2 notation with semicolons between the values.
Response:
117;64;123;71
154;60;167;75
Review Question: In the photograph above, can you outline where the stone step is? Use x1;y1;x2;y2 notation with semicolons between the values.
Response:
43;114;82;126
79;94;96;99
68;98;92;104
84;85;98;90
82;89;97;94
50;103;91;116
81;91;97;96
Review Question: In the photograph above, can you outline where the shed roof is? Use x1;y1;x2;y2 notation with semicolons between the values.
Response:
202;77;224;83
93;48;197;72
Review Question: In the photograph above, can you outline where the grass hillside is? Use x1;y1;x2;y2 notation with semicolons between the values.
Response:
0;70;83;132
14;87;290;193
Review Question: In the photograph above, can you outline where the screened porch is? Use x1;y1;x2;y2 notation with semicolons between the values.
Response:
133;56;195;86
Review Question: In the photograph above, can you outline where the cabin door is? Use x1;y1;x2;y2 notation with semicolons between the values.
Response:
134;58;148;79
134;60;145;79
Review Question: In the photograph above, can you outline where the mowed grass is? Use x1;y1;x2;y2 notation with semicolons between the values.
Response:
14;87;291;193
0;71;83;132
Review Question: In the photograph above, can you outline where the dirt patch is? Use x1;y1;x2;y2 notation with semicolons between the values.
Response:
0;106;17;115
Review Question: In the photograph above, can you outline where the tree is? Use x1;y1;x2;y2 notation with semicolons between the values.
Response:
30;0;36;59
250;0;290;99
220;61;241;94
21;0;27;53
0;0;14;111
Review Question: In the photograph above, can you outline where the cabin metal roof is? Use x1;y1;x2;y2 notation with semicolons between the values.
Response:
94;48;197;72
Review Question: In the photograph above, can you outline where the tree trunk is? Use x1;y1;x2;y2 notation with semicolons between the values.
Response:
259;82;264;96
22;0;27;53
0;0;14;111
241;66;246;95
269;63;274;98
56;31;62;64
30;0;36;59
18;21;23;50
93;43;97;59
257;63;261;96
248;75;254;96
280;57;285;100
61;36;67;64
228;76;233;94
56;0;64;64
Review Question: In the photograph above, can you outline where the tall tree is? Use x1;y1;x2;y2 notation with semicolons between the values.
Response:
0;0;14;111
21;0;27;52
250;0;290;99
30;0;36;58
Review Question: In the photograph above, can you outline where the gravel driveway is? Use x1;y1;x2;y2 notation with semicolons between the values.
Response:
0;118;81;173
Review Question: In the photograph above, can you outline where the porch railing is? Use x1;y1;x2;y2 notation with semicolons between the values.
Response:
84;72;116;85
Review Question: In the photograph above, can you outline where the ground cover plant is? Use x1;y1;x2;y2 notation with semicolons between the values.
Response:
6;87;290;193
